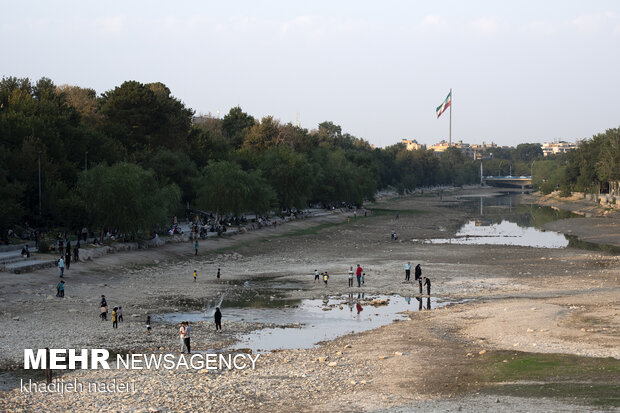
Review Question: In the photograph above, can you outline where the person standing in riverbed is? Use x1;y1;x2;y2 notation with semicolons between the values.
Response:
184;322;191;354
356;264;363;287
194;240;199;256
146;315;151;335
405;261;411;281
314;269;320;282
323;272;329;286
117;306;123;322
423;277;431;295
214;307;222;331
216;268;221;280
415;264;422;281
57;280;64;298
348;266;354;287
58;256;65;277
111;307;118;329
193;270;197;282
179;322;187;353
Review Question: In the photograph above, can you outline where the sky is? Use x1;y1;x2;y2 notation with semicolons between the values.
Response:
2;0;620;147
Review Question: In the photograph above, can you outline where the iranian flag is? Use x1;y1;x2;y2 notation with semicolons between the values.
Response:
436;91;451;118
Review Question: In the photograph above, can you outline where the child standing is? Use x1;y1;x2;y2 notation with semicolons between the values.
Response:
323;272;329;286
193;270;197;282
146;315;151;335
348;266;354;287
117;306;123;322
111;307;118;329
216;268;221;279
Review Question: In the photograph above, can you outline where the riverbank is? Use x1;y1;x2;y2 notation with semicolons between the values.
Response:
524;191;620;249
1;187;618;412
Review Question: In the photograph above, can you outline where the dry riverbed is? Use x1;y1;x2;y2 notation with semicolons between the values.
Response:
1;187;619;412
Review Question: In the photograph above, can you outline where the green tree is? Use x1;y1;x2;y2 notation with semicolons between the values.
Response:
79;163;180;237
259;146;313;209
221;106;255;149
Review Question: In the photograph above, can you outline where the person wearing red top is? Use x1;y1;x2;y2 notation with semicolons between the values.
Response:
356;264;363;287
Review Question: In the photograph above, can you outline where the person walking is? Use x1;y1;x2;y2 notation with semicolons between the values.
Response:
117;306;123;322
146;315;152;335
348;266;354;287
194;240;199;256
405;261;411;281
183;322;191;354
314;269;320;282
423;277;431;295
193;270;197;282
58;256;65;277
100;305;107;321
415;264;422;281
356;264;363;287
57;280;65;298
214;307;222;331
323;272;329;286
111;307;118;329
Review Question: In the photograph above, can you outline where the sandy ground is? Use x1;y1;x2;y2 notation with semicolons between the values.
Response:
0;187;618;412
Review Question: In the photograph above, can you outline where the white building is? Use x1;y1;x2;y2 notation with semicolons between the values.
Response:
541;140;580;157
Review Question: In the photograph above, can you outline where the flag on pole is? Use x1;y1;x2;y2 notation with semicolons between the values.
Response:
436;91;451;118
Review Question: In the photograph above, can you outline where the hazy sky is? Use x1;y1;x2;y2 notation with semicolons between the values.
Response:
3;1;619;147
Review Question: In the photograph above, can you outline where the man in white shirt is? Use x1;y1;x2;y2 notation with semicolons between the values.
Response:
404;262;411;281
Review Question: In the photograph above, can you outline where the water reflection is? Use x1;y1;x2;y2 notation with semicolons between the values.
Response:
421;220;569;248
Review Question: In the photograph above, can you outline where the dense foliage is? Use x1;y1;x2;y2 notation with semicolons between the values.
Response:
1;76;616;235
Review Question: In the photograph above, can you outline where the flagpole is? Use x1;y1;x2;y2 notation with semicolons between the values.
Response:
449;88;452;147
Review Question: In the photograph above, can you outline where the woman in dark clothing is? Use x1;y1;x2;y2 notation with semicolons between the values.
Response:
214;307;222;331
423;277;431;295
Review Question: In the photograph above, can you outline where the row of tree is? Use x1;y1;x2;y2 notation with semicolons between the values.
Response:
530;128;620;195
1;76;616;237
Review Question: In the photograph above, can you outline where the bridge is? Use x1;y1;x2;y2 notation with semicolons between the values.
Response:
483;175;532;188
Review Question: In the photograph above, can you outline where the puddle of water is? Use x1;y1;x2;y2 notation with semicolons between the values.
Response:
418;219;569;248
157;294;450;352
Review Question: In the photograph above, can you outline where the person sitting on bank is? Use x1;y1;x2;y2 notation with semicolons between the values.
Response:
21;244;30;258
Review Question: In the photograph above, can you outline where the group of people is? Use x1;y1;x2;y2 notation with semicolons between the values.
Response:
311;262;432;295
404;262;431;295
315;264;366;287
98;295;123;327
191;268;221;282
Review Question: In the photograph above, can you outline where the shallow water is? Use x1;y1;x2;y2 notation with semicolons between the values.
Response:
157;294;451;352
420;220;569;248
419;194;578;248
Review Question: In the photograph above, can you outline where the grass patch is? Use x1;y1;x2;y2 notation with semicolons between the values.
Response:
478;352;620;407
279;221;342;238
369;208;423;217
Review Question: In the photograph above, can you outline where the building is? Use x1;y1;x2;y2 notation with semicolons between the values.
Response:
401;139;426;151
471;141;497;160
428;140;473;158
541;140;580;157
